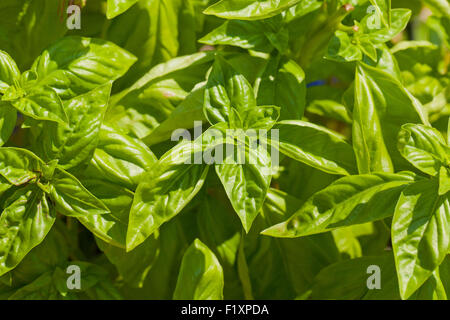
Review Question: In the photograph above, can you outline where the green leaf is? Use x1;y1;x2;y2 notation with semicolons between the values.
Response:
2;220;71;291
397;123;449;177
326;31;362;62
273;120;357;175
0;50;20;93
216;141;272;233
7;272;59;300
204;0;302;20
0;176;11;199
35;84;112;172
306;100;352;124
448;117;450;146
358;38;378;62
262;172;417;238
49;167;110;218
104;0;198;89
439;166;450;196
127;141;209;251
392;178;450;299
310;253;401;299
353;62;428;174
52;262;122;299
83;125;157;191
31;36;136;100
196;194;243;299
0;0;67;70
48;168;126;247
107;0;139;19
136;218;193;299
361;9;411;44
9;86;68;124
79;179;133;248
108;52;215;139
173;239;224;300
364;44;402;80
254;188;341;299
204;55;256;127
0;104;17;146
0;185;55;276
96;232;159;288
0;148;45;185
241;105;280;130
199;16;287;53
410;258;450;300
143;87;206;146
256;56;306;120
7;261;121;300
368;0;391;28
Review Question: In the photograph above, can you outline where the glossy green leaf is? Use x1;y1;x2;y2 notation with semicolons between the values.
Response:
358;38;378;62
0;185;55;277
31;36;136;100
35;83;112;171
0;148;45;185
361;9;411;44
326;31;362;62
108;52;214;139
256;56;306;120
104;0;198;89
0;50;20;93
439;166;450;196
204;0;302;20
173;239;224;300
410;258;450;300
127;141;209;251
107;0;139;19
397;123;449;177
49;167;110;218
368;0;391;28
241;105;280;130
9;85;67;124
204;55;256;127
0;0;447;301
79;178;133;248
263;172;417;238
48;168;126;247
2;220;71;291
273;120;357;175
307;100;352;124
392;178;450;299
0;104;17;146
143;87;206;146
353;62;428;174
84;125;157;191
199;16;287;53
216;141;272;233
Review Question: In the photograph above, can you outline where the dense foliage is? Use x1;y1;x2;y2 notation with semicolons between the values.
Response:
0;0;449;300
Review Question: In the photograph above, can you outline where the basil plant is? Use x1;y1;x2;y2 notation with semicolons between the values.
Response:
0;0;449;300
